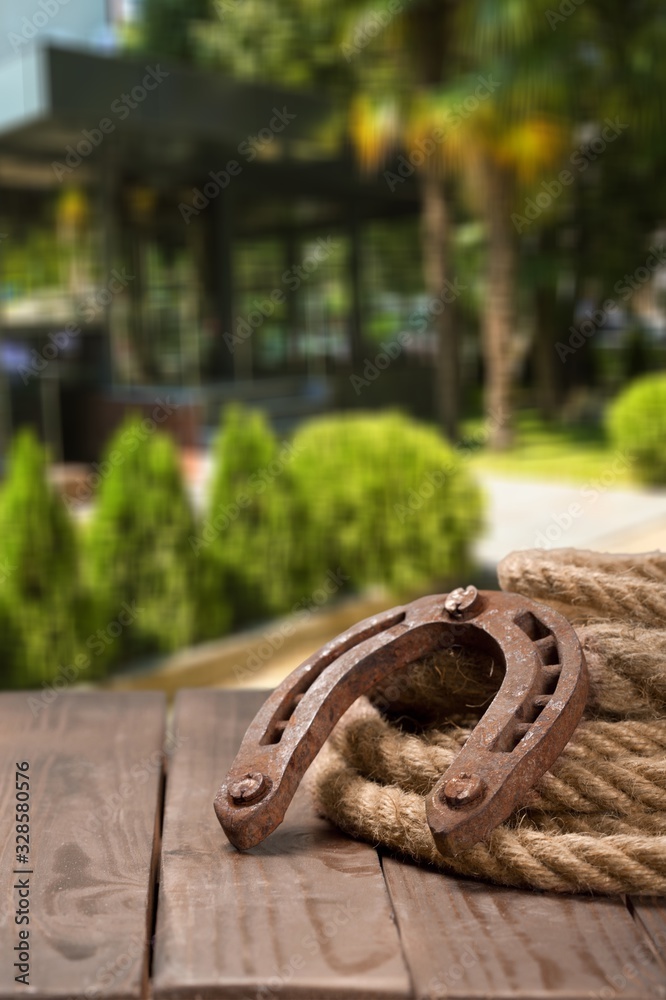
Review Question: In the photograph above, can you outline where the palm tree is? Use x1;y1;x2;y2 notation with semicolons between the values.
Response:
346;0;570;446
139;0;665;446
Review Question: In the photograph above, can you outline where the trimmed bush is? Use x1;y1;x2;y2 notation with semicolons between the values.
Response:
0;408;484;690
85;417;204;660
202;404;297;627
0;429;84;688
288;411;484;595
607;374;666;484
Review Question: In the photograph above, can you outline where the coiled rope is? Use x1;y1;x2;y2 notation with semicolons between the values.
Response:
311;548;666;894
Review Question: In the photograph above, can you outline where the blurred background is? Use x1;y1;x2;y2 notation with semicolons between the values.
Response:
0;0;665;694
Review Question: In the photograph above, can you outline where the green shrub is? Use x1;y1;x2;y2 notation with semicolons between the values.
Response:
288;411;484;595
606;374;666;484
85;417;204;660
202;404;296;627
0;408;484;688
0;429;85;688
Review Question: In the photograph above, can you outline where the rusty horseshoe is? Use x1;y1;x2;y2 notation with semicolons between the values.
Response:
214;588;588;856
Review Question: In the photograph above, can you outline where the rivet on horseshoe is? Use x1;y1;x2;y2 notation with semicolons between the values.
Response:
214;589;588;857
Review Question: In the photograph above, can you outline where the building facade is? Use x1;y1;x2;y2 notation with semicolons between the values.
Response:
0;6;430;461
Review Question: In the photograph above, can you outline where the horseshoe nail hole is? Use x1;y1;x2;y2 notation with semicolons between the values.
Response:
260;609;407;746
261;691;309;745
535;635;559;666
496;689;558;751
518;700;544;725
542;665;561;695
492;720;533;752
513;610;550;641
509;722;532;749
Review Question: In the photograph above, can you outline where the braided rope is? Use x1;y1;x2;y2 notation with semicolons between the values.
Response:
311;549;666;895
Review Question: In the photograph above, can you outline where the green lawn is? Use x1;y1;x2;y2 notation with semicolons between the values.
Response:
465;413;633;485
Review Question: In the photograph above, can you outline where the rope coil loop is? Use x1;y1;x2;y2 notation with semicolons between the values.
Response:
311;549;666;895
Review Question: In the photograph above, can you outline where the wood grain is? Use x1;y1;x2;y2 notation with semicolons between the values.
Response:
0;691;165;999
382;857;666;999
631;898;666;976
153;689;410;999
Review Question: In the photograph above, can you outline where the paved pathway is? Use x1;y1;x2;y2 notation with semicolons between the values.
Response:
475;474;666;570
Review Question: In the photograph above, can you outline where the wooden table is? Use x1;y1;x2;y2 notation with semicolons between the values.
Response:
1;689;665;999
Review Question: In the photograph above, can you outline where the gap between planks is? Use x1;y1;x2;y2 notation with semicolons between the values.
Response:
152;688;666;1000
0;691;166;1000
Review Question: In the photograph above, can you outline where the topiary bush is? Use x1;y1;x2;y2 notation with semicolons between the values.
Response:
0;429;85;688
201;404;297;628
0;409;483;689
85;416;204;660
287;411;484;595
606;374;666;484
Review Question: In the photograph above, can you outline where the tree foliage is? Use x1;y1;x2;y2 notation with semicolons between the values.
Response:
135;0;666;437
0;430;84;688
607;374;666;485
203;404;296;626
85;417;201;659
288;410;484;593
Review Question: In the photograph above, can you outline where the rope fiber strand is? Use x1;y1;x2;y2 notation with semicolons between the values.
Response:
310;548;666;895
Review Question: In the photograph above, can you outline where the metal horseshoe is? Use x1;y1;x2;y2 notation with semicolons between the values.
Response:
214;588;588;856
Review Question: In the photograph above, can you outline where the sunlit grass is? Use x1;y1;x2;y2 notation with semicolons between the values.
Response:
466;412;633;485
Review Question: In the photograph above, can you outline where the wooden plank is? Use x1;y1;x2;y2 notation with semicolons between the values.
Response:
153;689;410;999
631;899;666;969
382;858;666;999
0;691;165;999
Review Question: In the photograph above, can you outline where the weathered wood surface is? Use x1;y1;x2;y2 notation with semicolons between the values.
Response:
382;856;666;999
152;689;410;999
1;687;664;1000
632;898;666;972
0;691;165;999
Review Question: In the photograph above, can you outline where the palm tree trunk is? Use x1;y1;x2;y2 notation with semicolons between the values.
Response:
532;227;564;421
481;160;516;450
419;168;458;441
534;285;561;421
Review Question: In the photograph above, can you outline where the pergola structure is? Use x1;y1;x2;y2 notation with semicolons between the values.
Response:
0;43;422;460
